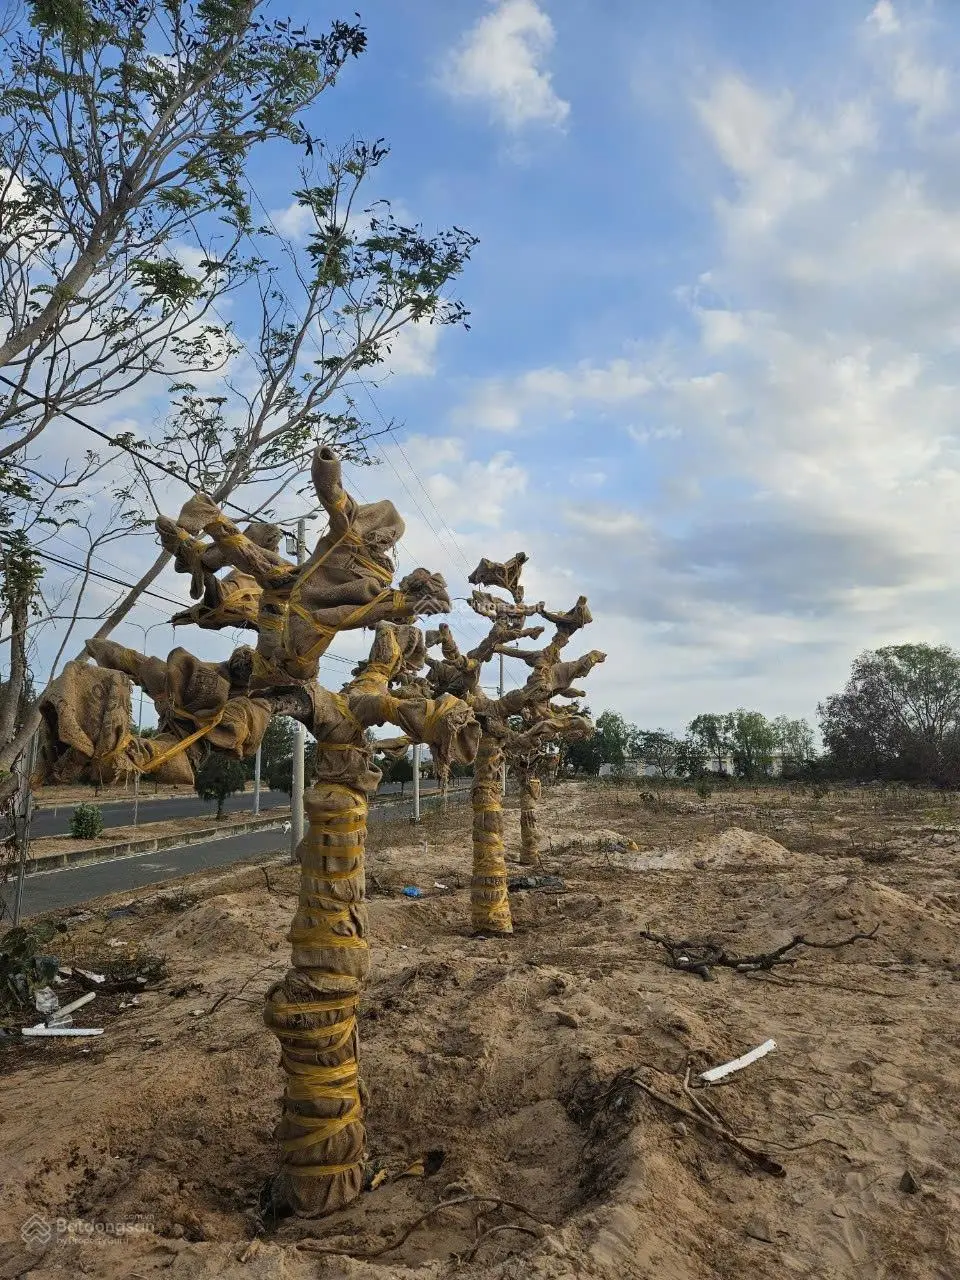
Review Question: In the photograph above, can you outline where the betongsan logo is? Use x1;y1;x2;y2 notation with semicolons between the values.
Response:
20;1213;51;1248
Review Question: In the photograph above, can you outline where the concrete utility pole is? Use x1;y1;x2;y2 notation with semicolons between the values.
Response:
290;517;306;863
499;651;507;795
133;682;145;829
11;733;39;926
412;743;421;823
253;744;262;815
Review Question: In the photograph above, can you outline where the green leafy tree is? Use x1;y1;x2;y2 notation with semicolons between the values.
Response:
265;754;294;798
687;713;732;774
247;715;296;780
637;729;681;778
0;0;367;461
771;715;816;767
819;643;960;784
69;802;103;839
388;754;414;796
726;709;777;779
194;753;247;818
675;736;708;779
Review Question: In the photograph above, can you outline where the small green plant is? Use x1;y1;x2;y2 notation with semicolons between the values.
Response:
695;780;713;801
70;803;104;839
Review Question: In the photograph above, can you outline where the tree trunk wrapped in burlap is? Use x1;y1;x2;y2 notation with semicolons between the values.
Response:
519;773;542;865
423;557;605;933
263;623;478;1216
470;735;512;934
37;443;483;1220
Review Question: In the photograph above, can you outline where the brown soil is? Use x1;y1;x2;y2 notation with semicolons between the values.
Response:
1;779;959;1279
30;806;291;862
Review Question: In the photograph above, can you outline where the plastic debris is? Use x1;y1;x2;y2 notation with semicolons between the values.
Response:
401;886;423;898
33;986;60;1016
75;968;106;984
22;1024;104;1037
51;991;96;1023
700;1039;777;1084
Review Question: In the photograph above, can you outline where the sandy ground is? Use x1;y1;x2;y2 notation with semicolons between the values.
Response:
1;779;958;1279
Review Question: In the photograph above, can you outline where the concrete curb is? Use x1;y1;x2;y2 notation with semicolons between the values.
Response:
24;813;290;875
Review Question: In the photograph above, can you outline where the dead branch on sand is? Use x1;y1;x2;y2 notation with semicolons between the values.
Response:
638;924;880;980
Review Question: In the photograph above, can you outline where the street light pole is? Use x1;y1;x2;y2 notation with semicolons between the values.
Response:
290;517;306;863
412;743;421;823
253;745;261;815
128;620;169;827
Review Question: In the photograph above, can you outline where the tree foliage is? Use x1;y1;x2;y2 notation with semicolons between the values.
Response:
0;0;368;461
194;751;247;817
819;643;960;785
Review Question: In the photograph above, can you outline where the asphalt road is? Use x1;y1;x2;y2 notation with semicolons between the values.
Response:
31;779;444;836
11;827;290;917
8;785;470;918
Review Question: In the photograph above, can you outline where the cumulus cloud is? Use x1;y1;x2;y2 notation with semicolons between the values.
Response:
437;0;569;131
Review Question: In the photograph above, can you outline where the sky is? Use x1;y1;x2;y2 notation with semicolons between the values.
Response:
20;0;960;735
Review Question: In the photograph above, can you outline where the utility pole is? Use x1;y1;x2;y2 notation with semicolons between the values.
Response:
132;682;145;829
499;651;507;796
253;744;261;815
11;733;39;926
412;743;421;823
290;517;306;863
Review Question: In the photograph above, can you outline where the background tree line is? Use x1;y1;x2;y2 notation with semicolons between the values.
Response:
566;643;960;788
564;708;817;780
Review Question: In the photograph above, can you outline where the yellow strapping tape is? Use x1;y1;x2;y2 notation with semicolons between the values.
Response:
285;1160;361;1179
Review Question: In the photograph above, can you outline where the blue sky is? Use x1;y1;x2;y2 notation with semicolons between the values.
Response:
25;0;960;734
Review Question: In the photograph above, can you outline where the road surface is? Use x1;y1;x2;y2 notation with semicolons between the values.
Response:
12;827;290;917
30;779;445;836
7;786;470;917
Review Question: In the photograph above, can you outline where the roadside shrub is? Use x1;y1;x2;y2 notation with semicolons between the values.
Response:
70;803;104;839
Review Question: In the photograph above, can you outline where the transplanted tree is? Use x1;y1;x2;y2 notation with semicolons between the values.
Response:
819;643;960;785
194;753;248;819
36;447;480;1219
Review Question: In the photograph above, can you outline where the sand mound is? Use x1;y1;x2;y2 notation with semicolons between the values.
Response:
771;874;960;969
611;825;795;872
150;894;286;963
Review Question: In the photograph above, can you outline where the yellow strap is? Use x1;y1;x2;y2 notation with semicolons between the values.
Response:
288;929;368;950
141;707;226;774
97;732;133;768
284;1160;362;1179
422;693;458;742
280;1103;362;1150
269;996;358;1016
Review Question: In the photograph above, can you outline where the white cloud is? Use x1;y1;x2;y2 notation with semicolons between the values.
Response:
437;0;569;131
453;355;654;431
379;320;440;379
863;1;950;121
268;200;315;243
